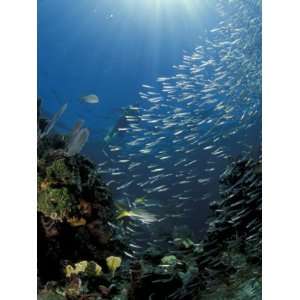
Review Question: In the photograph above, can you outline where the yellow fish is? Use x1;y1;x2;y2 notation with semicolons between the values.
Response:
116;210;140;220
115;202;157;224
116;208;157;224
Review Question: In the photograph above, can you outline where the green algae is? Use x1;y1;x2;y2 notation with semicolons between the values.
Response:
38;187;72;220
45;158;78;186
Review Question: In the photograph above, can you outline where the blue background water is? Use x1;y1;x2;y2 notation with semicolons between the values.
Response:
38;0;261;237
38;0;218;141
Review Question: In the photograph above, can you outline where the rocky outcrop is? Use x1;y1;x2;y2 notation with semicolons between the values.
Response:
37;101;123;285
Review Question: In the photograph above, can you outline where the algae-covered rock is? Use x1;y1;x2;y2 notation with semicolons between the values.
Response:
38;187;72;221
45;158;80;187
37;99;124;289
143;245;164;264
37;290;66;300
188;157;262;299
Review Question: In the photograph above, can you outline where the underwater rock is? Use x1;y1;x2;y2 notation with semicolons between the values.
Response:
37;100;123;286
38;186;72;221
128;265;183;300
37;290;65;300
143;245;165;264
189;156;262;299
45;158;80;186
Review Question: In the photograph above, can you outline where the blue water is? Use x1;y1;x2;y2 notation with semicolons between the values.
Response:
38;0;261;238
38;0;218;136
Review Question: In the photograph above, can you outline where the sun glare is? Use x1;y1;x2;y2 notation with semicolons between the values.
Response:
122;0;205;21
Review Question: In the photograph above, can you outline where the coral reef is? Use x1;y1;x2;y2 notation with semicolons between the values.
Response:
37;99;261;299
38;100;123;286
179;157;262;299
